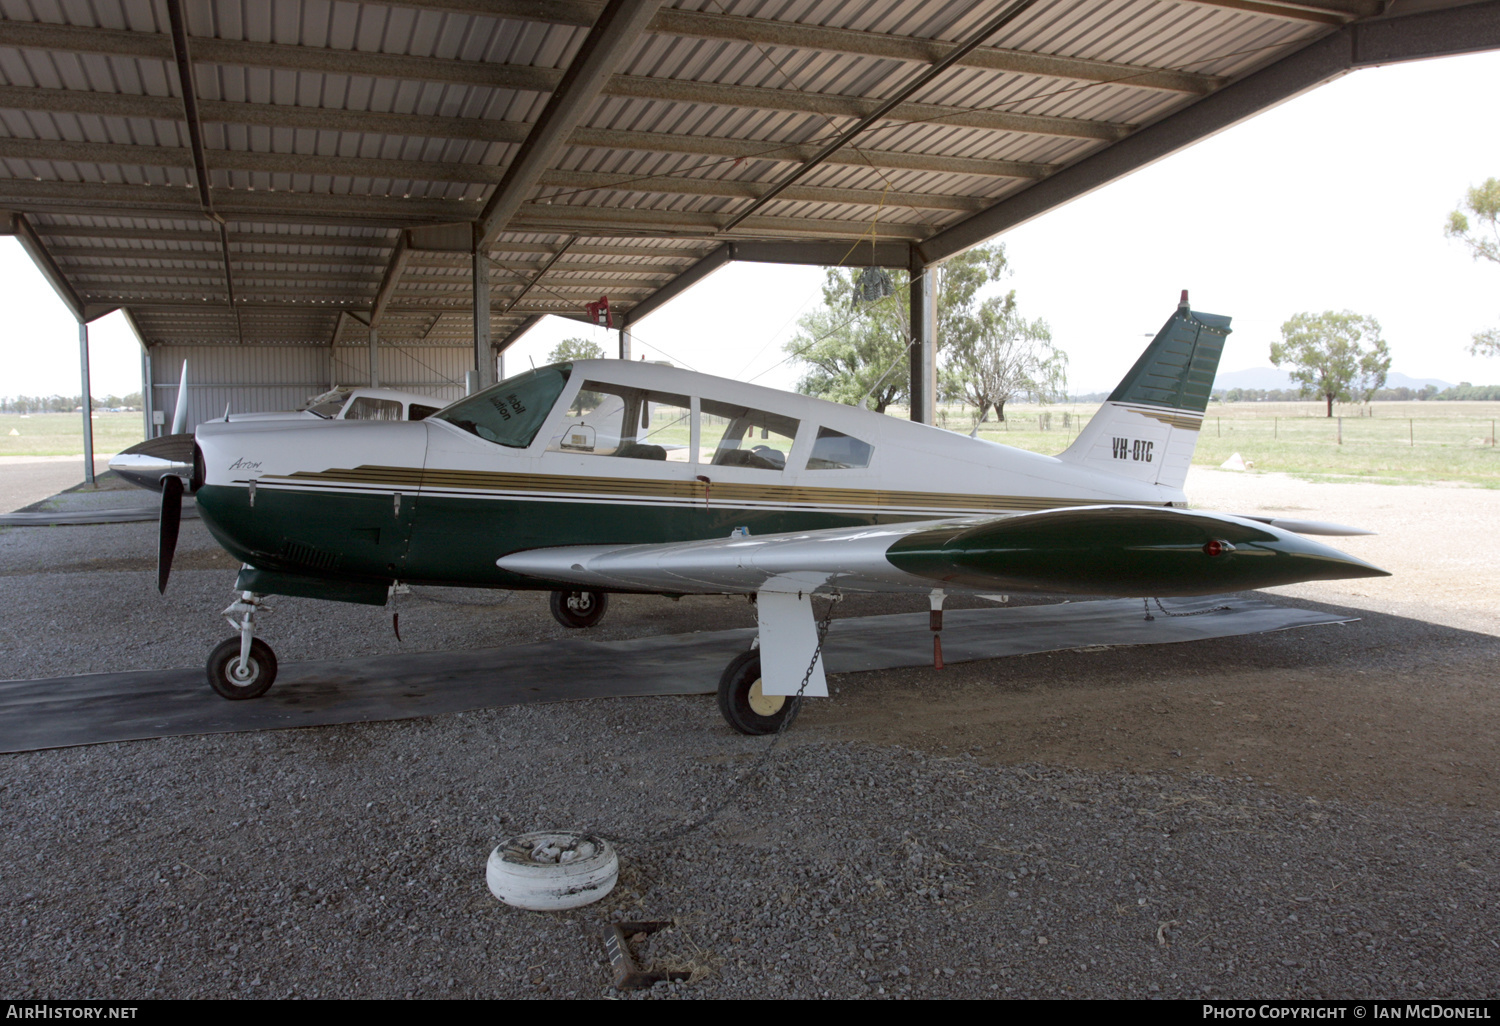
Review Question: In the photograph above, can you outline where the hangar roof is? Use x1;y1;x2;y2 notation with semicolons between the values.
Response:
0;0;1495;351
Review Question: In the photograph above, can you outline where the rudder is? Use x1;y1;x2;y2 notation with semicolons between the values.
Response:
1058;292;1231;492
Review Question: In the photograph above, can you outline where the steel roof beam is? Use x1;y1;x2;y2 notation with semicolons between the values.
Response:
52;247;393;268
644;7;1221;94
11;213;85;321
476;0;663;248
0;85;1053;180
494;314;547;355
393;0;1374;28
117;299;616;316
917;0;1500;264
0;179;480;223
370;231;412;327
0;138;998;212
621;243;730;327
508;203;932;240
393;1;1258;83
31;225;394;247
603;76;1129;141
538;170;992;212
721;0;1042;233
0;23;1127;145
727;240;910;268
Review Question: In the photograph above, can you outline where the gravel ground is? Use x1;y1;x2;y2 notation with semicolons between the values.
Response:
1;469;1498;999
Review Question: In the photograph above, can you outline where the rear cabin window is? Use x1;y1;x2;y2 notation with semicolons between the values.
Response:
434;364;571;448
408;404;441;421
343;396;403;421
701;398;799;470
806;427;874;470
547;381;693;461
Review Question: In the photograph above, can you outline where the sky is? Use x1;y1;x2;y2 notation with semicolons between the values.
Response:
2;47;1498;400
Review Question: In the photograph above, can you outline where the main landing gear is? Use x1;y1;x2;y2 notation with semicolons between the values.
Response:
207;591;278;700
550;589;609;629
716;649;800;736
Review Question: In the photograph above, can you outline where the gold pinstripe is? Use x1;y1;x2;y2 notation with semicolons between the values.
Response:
265;464;1124;514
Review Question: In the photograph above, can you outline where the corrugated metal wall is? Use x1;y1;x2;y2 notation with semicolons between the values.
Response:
149;344;469;432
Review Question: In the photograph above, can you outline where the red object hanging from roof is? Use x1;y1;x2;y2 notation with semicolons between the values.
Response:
586;295;612;328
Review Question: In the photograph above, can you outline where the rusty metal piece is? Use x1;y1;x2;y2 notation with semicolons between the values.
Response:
600;920;690;990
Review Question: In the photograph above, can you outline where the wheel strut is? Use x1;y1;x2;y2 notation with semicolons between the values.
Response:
222;590;271;679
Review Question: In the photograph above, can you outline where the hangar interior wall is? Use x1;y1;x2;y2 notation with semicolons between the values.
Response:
148;344;469;433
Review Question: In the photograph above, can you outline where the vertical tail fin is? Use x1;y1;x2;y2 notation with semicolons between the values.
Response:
1057;293;1231;492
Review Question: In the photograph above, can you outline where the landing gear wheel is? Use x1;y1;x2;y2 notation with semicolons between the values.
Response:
550;589;608;628
206;637;278;700
717;650;800;736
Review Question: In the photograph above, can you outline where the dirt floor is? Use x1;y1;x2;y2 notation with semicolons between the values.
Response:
798;470;1500;813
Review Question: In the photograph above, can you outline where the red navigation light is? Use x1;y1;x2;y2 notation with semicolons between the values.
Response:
1203;539;1225;557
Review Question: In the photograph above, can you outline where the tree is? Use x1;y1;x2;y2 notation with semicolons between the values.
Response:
939;254;1063;423
784;244;1020;414
1443;177;1500;357
946;307;1066;423
547;337;605;364
1270;311;1391;417
784;267;912;413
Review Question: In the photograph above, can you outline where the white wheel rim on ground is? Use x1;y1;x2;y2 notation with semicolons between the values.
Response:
486;831;618;911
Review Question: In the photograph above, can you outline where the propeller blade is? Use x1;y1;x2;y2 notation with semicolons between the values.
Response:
158;475;183;594
171;360;189;435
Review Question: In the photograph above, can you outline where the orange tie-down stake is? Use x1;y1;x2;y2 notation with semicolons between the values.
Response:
930;589;945;670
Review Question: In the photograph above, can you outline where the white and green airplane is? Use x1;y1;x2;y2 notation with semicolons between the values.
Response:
151;293;1386;734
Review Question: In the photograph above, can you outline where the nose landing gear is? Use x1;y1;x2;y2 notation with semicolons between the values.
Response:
207;591;278;700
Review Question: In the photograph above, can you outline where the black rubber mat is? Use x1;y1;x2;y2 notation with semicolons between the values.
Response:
0;596;1351;752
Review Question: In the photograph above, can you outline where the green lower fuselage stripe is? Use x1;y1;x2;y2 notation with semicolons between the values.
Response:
196;483;905;591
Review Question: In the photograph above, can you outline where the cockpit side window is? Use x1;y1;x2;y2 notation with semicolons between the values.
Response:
701;398;799;470
806;426;874;470
433;364;571;448
546;381;693;461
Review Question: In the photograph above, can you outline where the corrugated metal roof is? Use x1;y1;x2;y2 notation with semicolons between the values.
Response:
0;0;1431;350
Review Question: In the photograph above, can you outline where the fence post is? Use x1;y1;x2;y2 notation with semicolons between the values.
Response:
1274;417;1277;439
1409;419;1413;447
1337;416;1342;445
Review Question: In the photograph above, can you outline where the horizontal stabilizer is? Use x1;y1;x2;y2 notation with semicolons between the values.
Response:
1233;515;1375;537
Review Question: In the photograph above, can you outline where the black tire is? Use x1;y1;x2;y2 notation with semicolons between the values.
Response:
717;650;801;736
206;637;278;700
550;589;609;628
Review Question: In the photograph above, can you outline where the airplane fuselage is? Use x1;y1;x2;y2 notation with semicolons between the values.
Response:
193;359;1187;595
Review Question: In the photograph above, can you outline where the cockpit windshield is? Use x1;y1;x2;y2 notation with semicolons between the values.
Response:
303;388;352;419
432;364;571;448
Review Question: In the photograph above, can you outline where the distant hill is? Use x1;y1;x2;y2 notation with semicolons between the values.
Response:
1214;368;1453;391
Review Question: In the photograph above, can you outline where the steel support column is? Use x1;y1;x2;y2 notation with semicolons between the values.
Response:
907;250;937;425
473;232;495;390
78;321;95;485
140;347;153;439
368;327;379;388
619;324;633;361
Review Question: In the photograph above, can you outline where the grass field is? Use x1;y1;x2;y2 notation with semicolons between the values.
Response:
927;400;1500;488
0;412;144;458
6;402;1498;488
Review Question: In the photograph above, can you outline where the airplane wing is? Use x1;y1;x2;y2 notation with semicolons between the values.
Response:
498;506;1387;699
496;504;1386;599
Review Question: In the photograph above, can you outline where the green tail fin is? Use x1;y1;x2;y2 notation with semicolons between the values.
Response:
1107;293;1232;413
